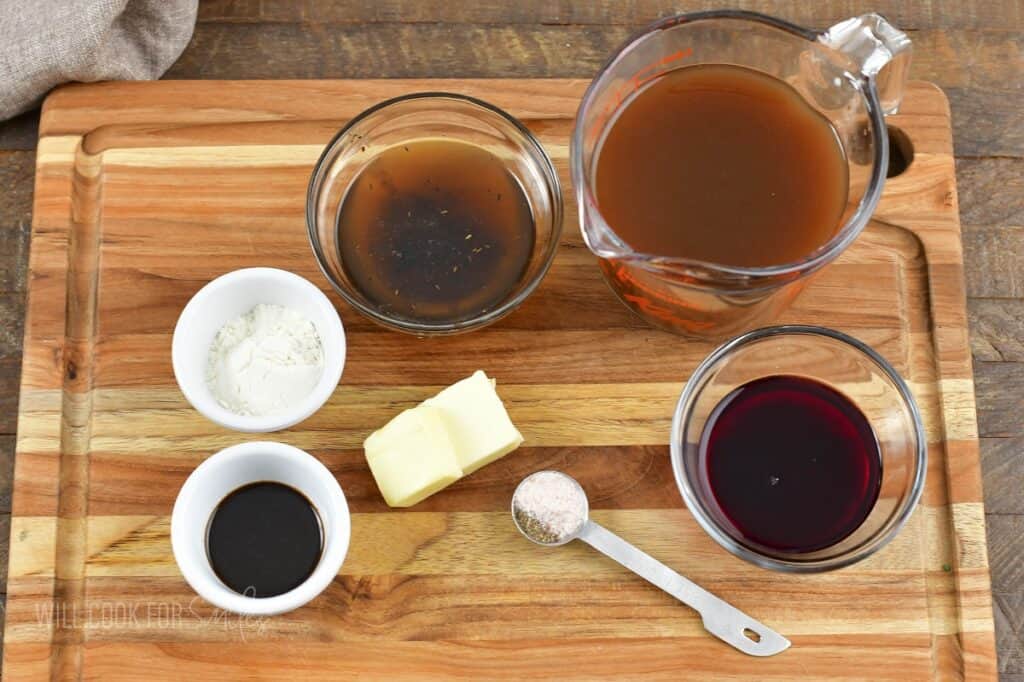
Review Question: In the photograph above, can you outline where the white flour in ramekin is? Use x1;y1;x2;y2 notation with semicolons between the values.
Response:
206;303;324;416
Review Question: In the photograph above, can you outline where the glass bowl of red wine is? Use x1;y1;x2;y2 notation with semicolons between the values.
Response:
671;325;926;573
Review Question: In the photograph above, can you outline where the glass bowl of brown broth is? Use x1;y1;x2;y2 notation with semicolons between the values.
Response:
670;326;926;572
307;93;562;335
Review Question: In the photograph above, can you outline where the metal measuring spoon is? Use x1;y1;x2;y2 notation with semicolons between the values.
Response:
511;470;791;657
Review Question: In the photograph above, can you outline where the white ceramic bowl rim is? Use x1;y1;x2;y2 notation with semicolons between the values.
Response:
170;441;351;615
171;267;346;433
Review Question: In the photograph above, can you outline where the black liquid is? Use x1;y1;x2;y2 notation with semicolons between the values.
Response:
207;482;323;598
336;139;535;325
701;376;882;553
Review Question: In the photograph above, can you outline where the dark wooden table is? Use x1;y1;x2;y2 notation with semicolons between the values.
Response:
0;1;1021;678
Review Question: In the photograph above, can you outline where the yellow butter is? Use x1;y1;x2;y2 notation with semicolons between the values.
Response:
363;371;524;507
363;404;463;508
427;370;524;475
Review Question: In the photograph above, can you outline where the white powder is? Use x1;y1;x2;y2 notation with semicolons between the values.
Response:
513;471;588;544
206;303;324;416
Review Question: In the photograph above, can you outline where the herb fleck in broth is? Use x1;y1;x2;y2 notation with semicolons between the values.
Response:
336;139;535;324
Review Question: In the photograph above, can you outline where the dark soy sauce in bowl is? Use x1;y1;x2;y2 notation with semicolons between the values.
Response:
206;482;323;598
700;375;882;553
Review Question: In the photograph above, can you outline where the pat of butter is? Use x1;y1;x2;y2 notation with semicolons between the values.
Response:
363;371;524;507
364;405;463;508
426;370;524;475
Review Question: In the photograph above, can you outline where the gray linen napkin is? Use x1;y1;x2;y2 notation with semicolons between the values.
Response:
0;0;198;120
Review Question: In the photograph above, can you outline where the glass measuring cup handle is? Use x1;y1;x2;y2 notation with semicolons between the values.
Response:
820;13;912;115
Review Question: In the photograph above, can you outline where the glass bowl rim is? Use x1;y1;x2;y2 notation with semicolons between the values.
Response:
669;324;928;573
305;91;564;335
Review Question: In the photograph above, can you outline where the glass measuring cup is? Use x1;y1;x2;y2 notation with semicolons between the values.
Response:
571;11;912;338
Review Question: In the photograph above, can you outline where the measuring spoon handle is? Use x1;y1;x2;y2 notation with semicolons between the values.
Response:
576;520;790;657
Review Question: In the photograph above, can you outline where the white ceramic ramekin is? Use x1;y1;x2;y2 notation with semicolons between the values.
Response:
171;441;350;615
172;267;345;432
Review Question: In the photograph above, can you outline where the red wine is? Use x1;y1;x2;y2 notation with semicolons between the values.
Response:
701;375;881;553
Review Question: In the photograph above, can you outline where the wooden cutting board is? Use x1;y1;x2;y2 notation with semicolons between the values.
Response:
4;80;996;680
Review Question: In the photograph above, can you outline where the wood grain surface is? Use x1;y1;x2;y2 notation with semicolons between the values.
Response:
0;77;997;680
0;1;1021;679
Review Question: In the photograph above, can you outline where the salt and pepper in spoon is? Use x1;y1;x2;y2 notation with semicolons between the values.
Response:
511;470;791;657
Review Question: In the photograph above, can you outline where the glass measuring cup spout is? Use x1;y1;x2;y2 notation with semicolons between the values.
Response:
572;11;912;338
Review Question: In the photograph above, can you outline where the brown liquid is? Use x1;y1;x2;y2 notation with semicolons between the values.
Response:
596;64;849;268
336;140;535;324
207;482;322;598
